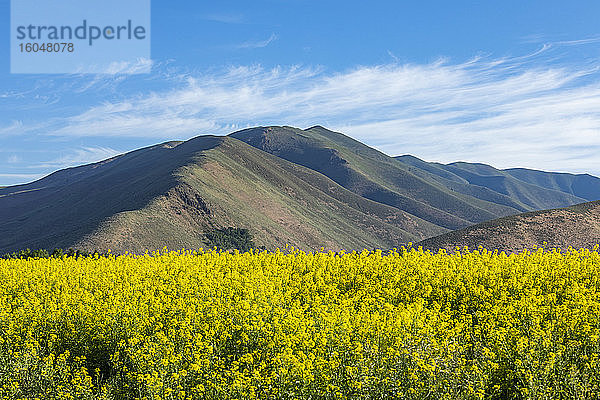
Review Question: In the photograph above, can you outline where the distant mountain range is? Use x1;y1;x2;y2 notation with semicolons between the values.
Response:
1;125;599;254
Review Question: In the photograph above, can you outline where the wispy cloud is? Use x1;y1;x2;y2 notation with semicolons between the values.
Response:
202;13;244;24
12;40;600;176
72;57;153;76
35;147;122;169
235;33;278;49
521;34;600;47
0;173;44;180
66;58;154;93
102;58;153;74
0;121;27;136
555;37;600;46
0;147;124;185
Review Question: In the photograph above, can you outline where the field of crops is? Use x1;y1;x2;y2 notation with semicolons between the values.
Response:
0;247;599;399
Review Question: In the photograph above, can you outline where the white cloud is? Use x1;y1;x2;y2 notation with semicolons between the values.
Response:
101;58;153;75
26;43;600;176
0;173;44;180
0;121;28;136
235;33;278;49
36;147;123;169
555;37;600;46
71;58;153;75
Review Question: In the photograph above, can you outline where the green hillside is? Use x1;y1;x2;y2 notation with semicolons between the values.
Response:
504;168;600;201
232;126;527;230
0;135;440;254
396;156;591;210
2;125;599;255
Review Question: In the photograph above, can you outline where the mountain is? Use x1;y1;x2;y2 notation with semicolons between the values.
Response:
231;127;514;231
0;135;440;254
2;125;599;254
417;200;600;253
503;168;600;201
397;155;600;209
231;126;596;230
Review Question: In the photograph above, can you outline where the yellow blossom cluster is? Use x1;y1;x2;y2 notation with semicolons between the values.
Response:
0;246;598;399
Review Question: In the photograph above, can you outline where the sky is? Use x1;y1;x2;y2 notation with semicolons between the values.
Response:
1;0;600;185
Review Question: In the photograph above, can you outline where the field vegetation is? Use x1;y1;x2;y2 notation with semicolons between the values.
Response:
0;246;598;399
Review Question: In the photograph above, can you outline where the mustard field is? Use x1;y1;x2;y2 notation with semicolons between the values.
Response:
0;247;599;399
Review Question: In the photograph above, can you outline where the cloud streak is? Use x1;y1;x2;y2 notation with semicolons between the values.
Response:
0;121;27;136
202;13;244;24
13;42;600;176
34;146;123;169
0;173;44;180
235;33;278;49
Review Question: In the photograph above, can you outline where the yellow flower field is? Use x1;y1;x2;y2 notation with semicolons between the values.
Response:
0;247;599;399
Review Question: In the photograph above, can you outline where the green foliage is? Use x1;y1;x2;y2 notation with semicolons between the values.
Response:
204;227;256;252
2;248;105;260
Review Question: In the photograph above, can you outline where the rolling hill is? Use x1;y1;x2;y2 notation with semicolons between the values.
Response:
2;125;600;254
232;126;516;230
0;135;441;254
231;126;595;229
397;155;600;209
417;200;600;253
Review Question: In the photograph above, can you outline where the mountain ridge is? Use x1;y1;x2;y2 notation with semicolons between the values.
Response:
2;125;600;254
0;134;440;253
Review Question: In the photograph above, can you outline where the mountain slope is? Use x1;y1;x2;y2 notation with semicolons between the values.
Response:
504;168;600;201
231;126;592;231
0;136;441;254
396;156;593;210
0;137;215;254
3;125;600;254
417;200;600;253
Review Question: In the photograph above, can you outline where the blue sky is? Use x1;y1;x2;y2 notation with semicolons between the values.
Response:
2;0;600;185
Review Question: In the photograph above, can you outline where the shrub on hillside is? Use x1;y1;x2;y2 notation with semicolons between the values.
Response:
204;227;256;251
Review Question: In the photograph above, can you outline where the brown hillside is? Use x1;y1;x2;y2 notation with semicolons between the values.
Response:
417;200;600;253
0;135;440;254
